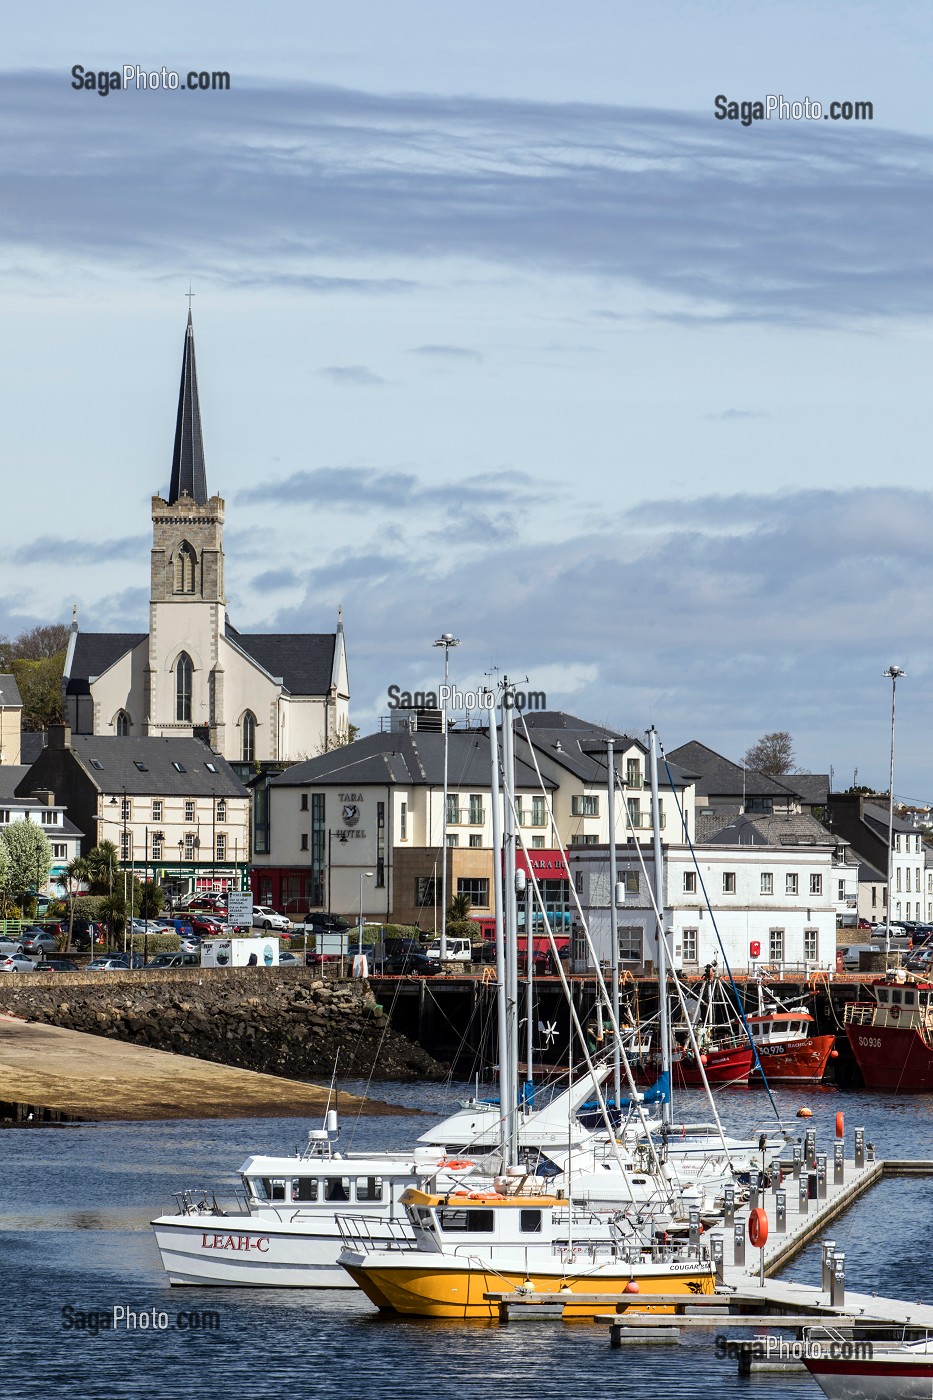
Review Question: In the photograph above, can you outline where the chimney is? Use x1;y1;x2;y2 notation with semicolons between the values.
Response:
48;724;72;751
31;788;55;807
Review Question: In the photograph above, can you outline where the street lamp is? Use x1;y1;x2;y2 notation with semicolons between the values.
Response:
883;665;906;956
433;632;460;962
359;871;373;959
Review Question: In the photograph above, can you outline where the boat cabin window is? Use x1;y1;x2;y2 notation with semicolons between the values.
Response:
903;990;916;1007
355;1176;384;1202
876;989;888;1003
323;1177;351;1203
520;1209;542;1233
266;1178;289;1202
291;1178;319;1202
891;989;902;1005
414;1208;435;1229
437;1208;495;1233
248;1176;267;1199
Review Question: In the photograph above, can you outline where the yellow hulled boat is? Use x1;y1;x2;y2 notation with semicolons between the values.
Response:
339;1188;716;1320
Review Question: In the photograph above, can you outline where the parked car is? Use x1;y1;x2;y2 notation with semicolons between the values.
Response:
0;953;38;973
70;920;106;951
303;913;351;933
36;957;80;973
278;950;300;965
906;946;933;973
179;935;201;954
253;905;291;933
18;931;61;955
87;954;145;971
189;915;226;937
840;944;882;970
382;951;441;976
144;951;200;969
0;936;24;956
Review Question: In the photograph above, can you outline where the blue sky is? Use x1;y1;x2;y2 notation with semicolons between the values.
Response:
3;2;932;792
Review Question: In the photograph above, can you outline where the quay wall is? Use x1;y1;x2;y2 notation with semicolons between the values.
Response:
0;969;446;1081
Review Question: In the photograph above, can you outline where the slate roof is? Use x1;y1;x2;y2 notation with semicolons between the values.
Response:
667;741;792;799
0;767;31;801
0;675;22;708
226;626;337;696
519;712;695;790
271;729;555;790
701;812;841;848
862;802;916;838
65;633;146;695
858;859;886;882
19;734;44;764
786;773;830;806
168;311;208;505
53;736;247;798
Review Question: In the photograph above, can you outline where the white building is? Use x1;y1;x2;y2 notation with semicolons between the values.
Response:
0;767;84;893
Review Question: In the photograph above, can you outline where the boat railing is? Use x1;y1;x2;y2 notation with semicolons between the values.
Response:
804;1321;933;1348
843;1003;875;1025
172;1188;254;1217
335;1213;415;1253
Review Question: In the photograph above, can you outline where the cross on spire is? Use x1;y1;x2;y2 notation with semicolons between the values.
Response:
186;284;195;311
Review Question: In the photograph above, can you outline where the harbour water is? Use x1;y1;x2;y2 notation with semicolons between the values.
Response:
4;1080;932;1399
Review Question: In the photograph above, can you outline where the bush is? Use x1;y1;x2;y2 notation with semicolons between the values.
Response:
72;896;108;920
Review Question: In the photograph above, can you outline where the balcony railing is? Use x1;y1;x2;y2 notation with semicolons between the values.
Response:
446;808;486;826
518;812;548;827
627;811;666;829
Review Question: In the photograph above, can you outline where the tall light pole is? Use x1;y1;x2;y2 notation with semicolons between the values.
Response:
359;871;373;957
433;632;460;962
883;665;906;955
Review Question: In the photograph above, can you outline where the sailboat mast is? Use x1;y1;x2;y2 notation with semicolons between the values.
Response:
525;875;534;1102
648;726;672;1126
501;680;520;1162
488;700;511;1160
605;737;622;1108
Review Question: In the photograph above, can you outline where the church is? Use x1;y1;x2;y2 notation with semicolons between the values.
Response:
63;311;350;766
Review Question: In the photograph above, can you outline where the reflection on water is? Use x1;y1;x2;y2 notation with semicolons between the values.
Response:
1;1081;928;1399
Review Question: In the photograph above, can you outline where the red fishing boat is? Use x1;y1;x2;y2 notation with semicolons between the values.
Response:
746;1007;837;1084
625;973;754;1088
844;976;933;1092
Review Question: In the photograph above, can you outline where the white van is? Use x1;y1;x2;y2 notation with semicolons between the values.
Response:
423;937;471;962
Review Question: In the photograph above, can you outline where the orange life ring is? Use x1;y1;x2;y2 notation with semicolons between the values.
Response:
468;1190;503;1200
748;1207;769;1249
451;1190;469;1197
890;1005;901;1021
438;1159;474;1170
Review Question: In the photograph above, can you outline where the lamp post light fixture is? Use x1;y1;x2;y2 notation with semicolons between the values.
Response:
433;631;460;962
359;871;374;960
883;665;906;956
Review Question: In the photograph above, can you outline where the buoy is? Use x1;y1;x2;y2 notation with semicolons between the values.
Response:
699;1054;708;1065
625;1280;640;1294
829;1049;839;1059
748;1207;769;1248
796;1107;813;1119
835;1111;845;1138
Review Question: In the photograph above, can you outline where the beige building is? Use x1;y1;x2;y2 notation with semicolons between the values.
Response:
62;311;350;766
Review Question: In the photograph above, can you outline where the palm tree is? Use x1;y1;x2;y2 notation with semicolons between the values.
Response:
56;855;88;948
447;891;473;922
85;841;120;896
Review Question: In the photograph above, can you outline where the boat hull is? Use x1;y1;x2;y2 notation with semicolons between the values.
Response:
805;1355;933;1400
633;1044;753;1089
340;1254;716;1319
846;1023;933;1092
153;1217;362;1287
750;1034;836;1084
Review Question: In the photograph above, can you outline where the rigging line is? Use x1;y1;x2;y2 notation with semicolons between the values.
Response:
659;744;787;1132
616;769;734;1166
511;719;672;1195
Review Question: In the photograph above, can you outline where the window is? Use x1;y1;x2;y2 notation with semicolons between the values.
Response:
400;801;407;841
469;834;482;848
291;1178;318;1202
627;798;641;827
532;795;547;827
376;801;385;887
572;795;599;817
446;833;459;847
786;873;799;896
446;794;460;825
531;836;545;849
457;878;489;908
216;834;226;861
355;1177;384;1203
116;710;130;736
626;758;641;788
769;928;784;962
468;794;484;825
570;834;598;846
121;797;131;821
625;872;639;894
682;928;698;963
301;834;311;853
760;872;773;895
437;1209;494;1233
809;874;822;896
323;1178;351;1203
152;833;164;860
906;868;912;893
838;879;846;901
133;760;148;772
152;800;163;822
242;711;257;763
897;867;902;892
300;794;309;812
185;800;195;822
52;843;66;859
184;832;195;860
722;872;736;894
175;652;193;722
804;928;818;960
174;541;196;593
683;871;696;894
216;799;226;822
121;831;132;861
172;761;186;773
205;761;217;773
415;876;438;908
746;796;773;814
90;759;104;770
619;927;642;961
519;1209;542;1233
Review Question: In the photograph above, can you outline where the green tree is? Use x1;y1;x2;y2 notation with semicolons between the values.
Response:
1;820;53;905
447;891;473;921
85;842;121;895
0;839;11;914
139;880;164;920
743;731;796;776
10;655;65;732
56;855;89;945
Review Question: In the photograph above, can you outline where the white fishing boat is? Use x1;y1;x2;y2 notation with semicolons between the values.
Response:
804;1332;933;1400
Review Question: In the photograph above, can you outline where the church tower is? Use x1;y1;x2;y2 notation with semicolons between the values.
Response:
147;310;227;749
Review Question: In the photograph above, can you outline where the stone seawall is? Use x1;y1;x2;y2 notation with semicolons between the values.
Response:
0;969;445;1081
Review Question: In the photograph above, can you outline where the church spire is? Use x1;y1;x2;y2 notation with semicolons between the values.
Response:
168;309;208;505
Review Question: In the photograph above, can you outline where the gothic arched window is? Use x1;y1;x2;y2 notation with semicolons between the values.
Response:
174;542;196;594
242;710;257;763
116;710;131;736
176;653;193;722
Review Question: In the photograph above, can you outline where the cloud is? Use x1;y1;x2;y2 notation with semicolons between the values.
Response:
3;73;933;324
408;344;484;362
250;568;301;593
318;365;387;387
705;409;770;421
12;534;147;565
237;463;560;514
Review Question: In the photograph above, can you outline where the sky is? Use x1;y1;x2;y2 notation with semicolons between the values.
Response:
2;2;932;794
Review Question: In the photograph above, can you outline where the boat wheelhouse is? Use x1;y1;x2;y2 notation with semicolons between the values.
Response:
844;977;933;1092
746;1007;836;1084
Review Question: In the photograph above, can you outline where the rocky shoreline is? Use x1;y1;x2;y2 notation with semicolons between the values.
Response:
0;971;446;1082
